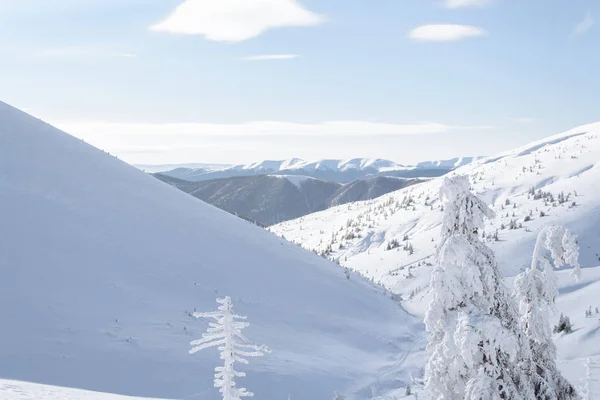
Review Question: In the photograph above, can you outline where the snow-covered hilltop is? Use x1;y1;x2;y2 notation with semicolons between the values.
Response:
271;122;600;292
414;156;481;170
270;123;600;395
157;156;479;183
0;101;422;399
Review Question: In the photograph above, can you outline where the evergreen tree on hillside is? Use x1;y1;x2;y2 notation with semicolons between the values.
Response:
513;225;579;399
425;175;533;400
333;391;345;400
190;296;269;400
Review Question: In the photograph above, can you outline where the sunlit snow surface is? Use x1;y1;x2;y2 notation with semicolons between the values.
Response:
0;380;169;400
272;123;600;397
0;101;423;400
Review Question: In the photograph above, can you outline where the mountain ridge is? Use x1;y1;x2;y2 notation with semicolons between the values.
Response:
154;173;424;226
155;156;478;183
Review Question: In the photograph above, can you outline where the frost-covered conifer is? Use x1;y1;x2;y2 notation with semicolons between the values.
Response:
190;296;269;400
513;224;579;399
425;176;533;400
580;358;594;400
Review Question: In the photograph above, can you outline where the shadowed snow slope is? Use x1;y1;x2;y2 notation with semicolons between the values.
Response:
0;101;421;400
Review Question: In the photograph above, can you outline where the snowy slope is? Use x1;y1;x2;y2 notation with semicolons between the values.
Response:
414;156;481;170
271;122;600;285
270;122;600;393
0;101;422;400
277;174;317;188
0;380;167;400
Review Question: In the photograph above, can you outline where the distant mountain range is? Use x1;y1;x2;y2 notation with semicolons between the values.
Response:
145;157;479;183
154;173;423;226
135;163;230;174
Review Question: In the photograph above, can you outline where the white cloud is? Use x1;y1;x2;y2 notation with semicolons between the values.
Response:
242;54;299;61
571;11;594;37
409;24;487;42
150;0;324;42
443;0;491;9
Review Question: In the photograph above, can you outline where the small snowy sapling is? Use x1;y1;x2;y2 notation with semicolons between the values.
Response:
190;296;269;400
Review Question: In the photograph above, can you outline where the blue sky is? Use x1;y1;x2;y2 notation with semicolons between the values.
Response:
0;0;598;165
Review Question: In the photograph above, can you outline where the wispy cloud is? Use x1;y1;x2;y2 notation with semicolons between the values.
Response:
409;24;487;42
48;119;494;164
242;54;299;61
55;120;457;137
443;0;491;9
42;46;136;59
571;11;594;37
150;0;325;42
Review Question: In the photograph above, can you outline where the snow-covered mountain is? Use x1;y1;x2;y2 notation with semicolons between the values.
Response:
0;101;423;399
271;123;600;284
134;163;232;174
155;173;422;226
414;156;481;170
158;157;478;183
270;122;600;379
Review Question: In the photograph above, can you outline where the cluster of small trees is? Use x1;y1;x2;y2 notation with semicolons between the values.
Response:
585;306;599;318
385;238;414;254
425;176;581;400
553;314;573;334
386;238;401;251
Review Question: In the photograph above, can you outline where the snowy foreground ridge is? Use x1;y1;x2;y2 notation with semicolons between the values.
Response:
0;101;422;399
0;380;167;400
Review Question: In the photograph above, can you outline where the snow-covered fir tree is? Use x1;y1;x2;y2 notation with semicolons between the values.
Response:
190;296;269;400
513;224;580;399
424;175;534;400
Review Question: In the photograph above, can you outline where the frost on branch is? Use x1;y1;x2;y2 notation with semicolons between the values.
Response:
425;175;533;400
580;358;595;400
513;224;580;399
190;296;269;400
